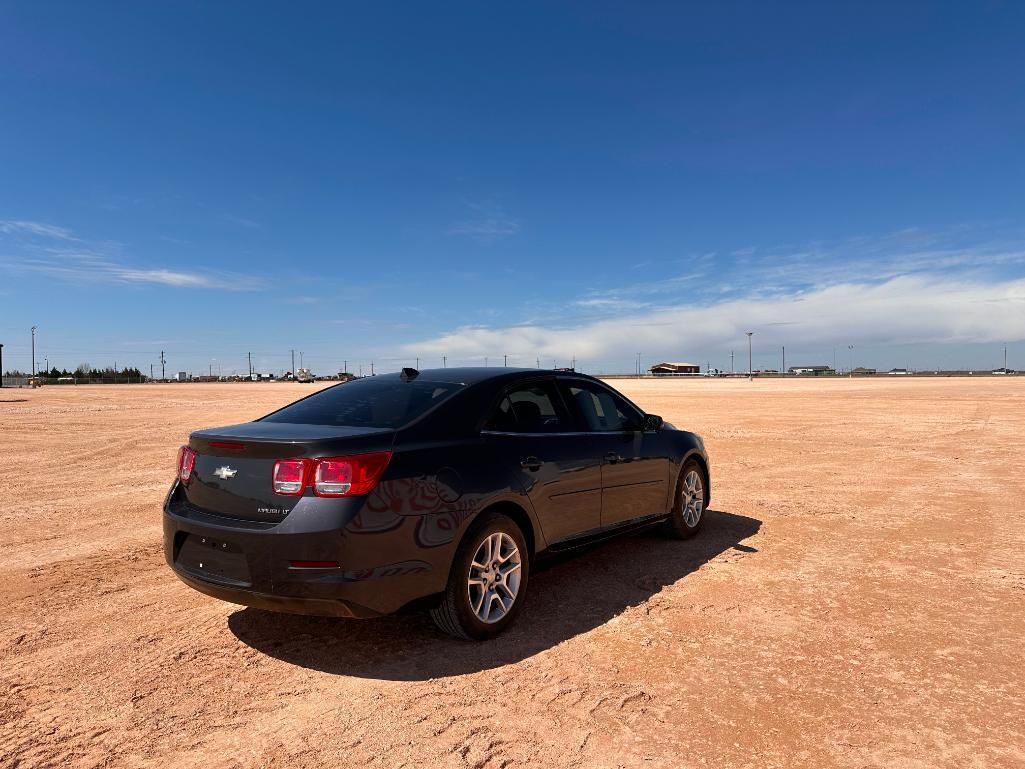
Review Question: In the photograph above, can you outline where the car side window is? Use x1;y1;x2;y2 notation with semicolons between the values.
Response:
485;382;566;433
562;381;642;432
485;395;519;431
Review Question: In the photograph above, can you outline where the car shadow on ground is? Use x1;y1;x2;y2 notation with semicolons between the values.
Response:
228;509;761;680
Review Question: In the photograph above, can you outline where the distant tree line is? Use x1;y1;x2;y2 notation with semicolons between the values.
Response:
3;365;147;379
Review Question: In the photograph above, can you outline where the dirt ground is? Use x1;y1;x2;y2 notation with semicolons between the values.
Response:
2;378;1023;769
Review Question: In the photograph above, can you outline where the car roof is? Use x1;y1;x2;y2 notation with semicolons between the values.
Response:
376;367;597;387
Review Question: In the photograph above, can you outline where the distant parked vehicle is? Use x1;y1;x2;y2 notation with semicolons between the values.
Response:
163;367;711;640
296;368;315;383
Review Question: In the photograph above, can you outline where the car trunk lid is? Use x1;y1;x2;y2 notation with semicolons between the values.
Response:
182;422;395;523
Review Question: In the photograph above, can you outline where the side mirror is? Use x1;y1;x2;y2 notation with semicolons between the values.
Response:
643;413;663;431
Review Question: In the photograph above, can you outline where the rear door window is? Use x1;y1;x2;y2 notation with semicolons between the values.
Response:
485;381;568;433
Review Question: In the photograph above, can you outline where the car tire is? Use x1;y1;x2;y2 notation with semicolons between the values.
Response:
665;459;708;539
430;512;530;641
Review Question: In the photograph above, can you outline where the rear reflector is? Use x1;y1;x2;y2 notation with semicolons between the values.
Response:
177;445;197;485
313;452;392;497
288;560;340;569
272;459;311;495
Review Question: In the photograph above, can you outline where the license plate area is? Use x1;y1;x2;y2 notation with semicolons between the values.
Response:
175;534;252;587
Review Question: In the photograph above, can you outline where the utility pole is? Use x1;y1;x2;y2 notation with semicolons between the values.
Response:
485;356;488;367
504;354;507;367
636;352;641;377
782;346;785;376
160;351;166;381
291;349;295;375
247;352;252;380
30;326;37;377
300;351;304;369
150;363;153;381
370;361;374;376
731;349;734;374
416;356;419;369
536;356;540;368
572;355;576;370
848;344;854;375
0;343;4;388
1005;343;1008;371
44;356;48;374
443;356;447;368
746;332;754;380
343;359;348;376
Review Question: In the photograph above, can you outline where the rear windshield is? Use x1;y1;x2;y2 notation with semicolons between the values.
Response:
261;377;463;428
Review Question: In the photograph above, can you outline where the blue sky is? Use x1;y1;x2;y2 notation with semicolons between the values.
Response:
2;1;1024;375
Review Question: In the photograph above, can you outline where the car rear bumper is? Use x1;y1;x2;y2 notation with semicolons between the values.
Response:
163;483;462;617
170;569;381;618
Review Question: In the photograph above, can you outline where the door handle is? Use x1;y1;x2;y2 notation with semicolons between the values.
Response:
520;456;542;472
604;452;623;464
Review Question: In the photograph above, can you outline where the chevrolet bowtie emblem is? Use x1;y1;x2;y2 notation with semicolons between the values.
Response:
213;466;238;480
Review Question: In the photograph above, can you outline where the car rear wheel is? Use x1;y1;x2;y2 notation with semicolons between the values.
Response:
665;459;707;539
430;512;529;640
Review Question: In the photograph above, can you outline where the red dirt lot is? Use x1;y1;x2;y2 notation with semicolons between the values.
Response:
1;378;1023;768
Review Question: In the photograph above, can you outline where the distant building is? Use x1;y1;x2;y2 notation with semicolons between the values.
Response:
788;365;836;376
887;368;910;375
650;362;700;375
851;367;877;375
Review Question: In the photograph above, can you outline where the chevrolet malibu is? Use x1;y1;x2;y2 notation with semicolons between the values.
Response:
163;367;710;640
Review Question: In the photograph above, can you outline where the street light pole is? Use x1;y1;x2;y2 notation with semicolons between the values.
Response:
746;332;753;380
848;344;854;376
31;326;37;377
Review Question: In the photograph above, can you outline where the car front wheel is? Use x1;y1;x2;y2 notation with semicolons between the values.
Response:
665;460;707;539
430;512;529;640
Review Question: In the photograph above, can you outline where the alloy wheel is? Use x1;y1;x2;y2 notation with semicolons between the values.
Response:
467;532;522;623
681;469;704;527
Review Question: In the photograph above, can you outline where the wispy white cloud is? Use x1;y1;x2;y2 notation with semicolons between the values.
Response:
403;275;1025;362
450;202;520;239
574;298;649;311
0;220;266;290
0;220;79;241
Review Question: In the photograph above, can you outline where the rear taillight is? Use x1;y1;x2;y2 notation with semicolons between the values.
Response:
271;452;392;498
272;459;311;496
313;452;392;497
177;446;197;485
